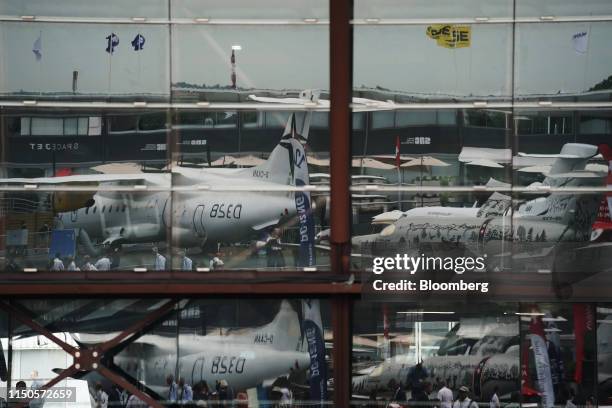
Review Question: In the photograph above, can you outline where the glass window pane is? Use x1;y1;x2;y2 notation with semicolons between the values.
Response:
171;108;329;272
514;22;612;101
516;0;612;18
77;117;89;135
354;25;513;102
172;25;329;102
352;302;519;406
64;117;78;136
31;117;63;136
354;0;513;19
0;0;169;19
352;109;512;187
172;0;328;19
0;22;170;101
19;117;30;136
2;191;171;273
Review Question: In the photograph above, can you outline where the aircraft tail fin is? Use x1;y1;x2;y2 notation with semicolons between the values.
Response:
246;300;302;352
244;119;309;186
240;90;316;186
518;144;604;242
546;143;598;176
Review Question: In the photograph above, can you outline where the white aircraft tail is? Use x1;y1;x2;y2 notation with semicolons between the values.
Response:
520;143;604;242
547;143;599;177
240;120;309;186
242;300;303;352
239;90;318;186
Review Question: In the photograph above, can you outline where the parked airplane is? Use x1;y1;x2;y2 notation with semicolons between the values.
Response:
352;317;520;401
73;300;310;395
53;117;308;251
353;143;607;272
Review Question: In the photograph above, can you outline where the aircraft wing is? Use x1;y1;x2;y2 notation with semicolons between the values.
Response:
0;173;169;186
248;94;396;111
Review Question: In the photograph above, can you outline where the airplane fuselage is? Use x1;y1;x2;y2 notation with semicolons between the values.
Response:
58;190;297;247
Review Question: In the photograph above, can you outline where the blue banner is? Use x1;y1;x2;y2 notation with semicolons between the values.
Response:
49;229;76;259
295;179;316;267
302;300;327;406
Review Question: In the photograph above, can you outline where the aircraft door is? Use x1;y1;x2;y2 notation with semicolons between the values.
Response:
192;357;205;385
193;205;207;239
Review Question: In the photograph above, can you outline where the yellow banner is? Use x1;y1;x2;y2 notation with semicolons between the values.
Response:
426;25;471;48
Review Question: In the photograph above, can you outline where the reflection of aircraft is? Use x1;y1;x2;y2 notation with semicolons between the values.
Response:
352;318;520;401
4;300;312;399
55;117;308;250
0;94;316;253
74;300;310;395
354;144;605;272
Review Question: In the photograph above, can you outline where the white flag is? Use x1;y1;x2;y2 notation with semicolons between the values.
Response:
572;30;589;54
32;33;42;61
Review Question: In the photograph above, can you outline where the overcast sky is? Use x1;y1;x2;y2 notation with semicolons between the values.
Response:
1;18;611;97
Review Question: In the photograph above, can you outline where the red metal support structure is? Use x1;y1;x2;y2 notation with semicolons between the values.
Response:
0;300;176;408
330;0;354;406
329;0;353;276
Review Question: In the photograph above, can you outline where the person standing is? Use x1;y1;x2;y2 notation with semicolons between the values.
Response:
93;383;108;408
110;247;121;270
180;250;193;271
94;252;112;271
407;361;429;398
490;386;500;408
178;377;193;402
437;380;454;408
166;375;178;402
257;228;285;268
51;253;65;271
209;252;224;270
153;247;166;271
66;256;79;271
453;386;478;408
82;255;98;271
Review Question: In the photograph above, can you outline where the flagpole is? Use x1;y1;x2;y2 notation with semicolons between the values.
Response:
38;30;42;97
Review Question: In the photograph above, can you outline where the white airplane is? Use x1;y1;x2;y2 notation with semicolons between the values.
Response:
0;92;320;256
352;318;520;401
52;121;308;251
354;143;606;272
72;300;310;396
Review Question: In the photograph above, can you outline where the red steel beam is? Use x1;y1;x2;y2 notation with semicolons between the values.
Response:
0;282;362;295
332;295;353;408
0;301;78;355
99;299;177;353
98;365;163;408
329;0;353;276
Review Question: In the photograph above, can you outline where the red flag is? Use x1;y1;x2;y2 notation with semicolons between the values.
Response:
573;304;594;383
395;136;401;168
